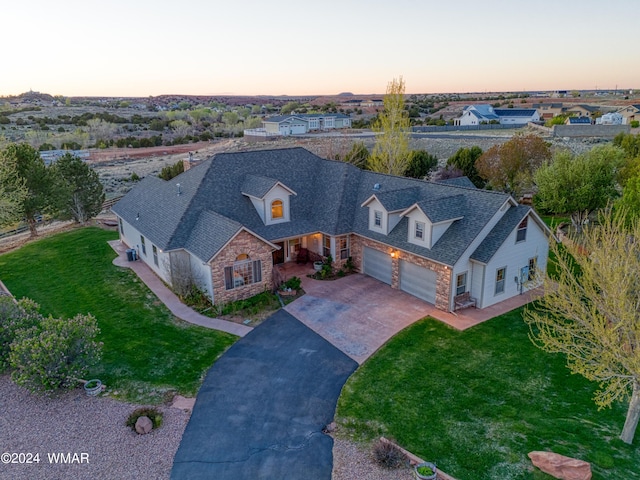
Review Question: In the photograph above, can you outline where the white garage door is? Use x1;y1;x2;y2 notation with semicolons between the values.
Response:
399;260;437;304
363;247;392;285
290;123;306;134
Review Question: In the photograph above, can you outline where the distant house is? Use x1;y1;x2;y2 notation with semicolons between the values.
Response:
361;99;384;107
565;104;600;118
596;112;624;125
617;105;640;125
340;99;363;107
456;105;539;126
533;103;564;119
262;113;351;135
112;148;551;312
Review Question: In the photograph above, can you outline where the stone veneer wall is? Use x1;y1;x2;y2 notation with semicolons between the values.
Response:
211;230;274;304
350;234;453;311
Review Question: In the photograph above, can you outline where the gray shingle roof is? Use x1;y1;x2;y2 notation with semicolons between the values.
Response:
114;147;514;266
241;174;280;199
372;187;420;212
112;162;209;251
184;211;242;262
414;194;466;223
470;205;530;264
436;176;477;189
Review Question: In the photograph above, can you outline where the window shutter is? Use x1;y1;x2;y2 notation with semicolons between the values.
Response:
224;266;233;290
253;260;262;283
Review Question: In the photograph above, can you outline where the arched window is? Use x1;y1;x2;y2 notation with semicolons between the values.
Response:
225;254;262;290
271;199;284;220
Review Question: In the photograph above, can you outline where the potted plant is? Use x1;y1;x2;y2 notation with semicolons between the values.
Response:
414;461;437;480
83;379;102;396
313;261;323;271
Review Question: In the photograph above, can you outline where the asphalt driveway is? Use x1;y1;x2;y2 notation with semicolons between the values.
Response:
171;309;357;480
285;273;434;364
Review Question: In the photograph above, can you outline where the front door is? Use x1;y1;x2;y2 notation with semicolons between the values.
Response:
272;242;285;265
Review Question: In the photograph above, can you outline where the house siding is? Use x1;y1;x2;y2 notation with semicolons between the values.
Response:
190;253;214;301
452;203;511;310
117;215;172;284
211;230;274;304
351;235;452;311
479;217;549;308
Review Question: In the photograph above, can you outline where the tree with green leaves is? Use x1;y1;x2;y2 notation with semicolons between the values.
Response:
170;120;191;138
524;209;640;444
446;146;484;187
52;153;105;224
0;143;54;236
616;174;640;223
341;141;370;169
534;145;624;232
476;134;550;197
0;156;28;226
159;160;185;181
404;150;438;179
367;77;411;176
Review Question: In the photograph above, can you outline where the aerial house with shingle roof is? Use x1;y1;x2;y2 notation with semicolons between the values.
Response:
112;148;551;312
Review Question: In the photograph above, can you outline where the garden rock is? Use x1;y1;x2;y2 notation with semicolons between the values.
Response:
135;415;153;434
528;451;592;480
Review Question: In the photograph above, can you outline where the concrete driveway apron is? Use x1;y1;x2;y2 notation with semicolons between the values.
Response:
285;273;435;364
171;309;357;480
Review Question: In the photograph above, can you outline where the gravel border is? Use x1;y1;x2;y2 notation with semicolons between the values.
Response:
0;374;189;480
332;437;415;480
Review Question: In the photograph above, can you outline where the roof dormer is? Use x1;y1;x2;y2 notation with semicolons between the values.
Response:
361;187;419;235
400;194;465;249
241;174;296;226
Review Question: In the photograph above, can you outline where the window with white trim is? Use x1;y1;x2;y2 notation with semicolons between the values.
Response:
337;235;349;260
495;267;506;295
516;216;528;242
374;210;382;227
456;272;467;296
271;199;283;220
528;257;537;281
224;255;262;290
140;235;146;256
119;218;123;234
415;221;425;240
152;245;158;266
323;235;331;257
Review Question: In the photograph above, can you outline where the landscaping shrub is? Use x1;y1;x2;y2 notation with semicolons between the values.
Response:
9;313;103;393
372;438;407;469
631;120;640;129
0;297;41;371
126;406;163;431
282;276;301;291
182;285;212;311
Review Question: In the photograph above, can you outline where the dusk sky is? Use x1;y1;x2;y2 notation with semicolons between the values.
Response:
3;0;638;97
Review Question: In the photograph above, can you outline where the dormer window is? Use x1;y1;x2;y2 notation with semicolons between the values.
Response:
271;200;283;220
415;221;424;240
374;211;382;227
241;174;296;226
516;217;528;243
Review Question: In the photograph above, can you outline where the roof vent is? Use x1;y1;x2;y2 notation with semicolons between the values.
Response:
373;183;381;191
176;183;182;196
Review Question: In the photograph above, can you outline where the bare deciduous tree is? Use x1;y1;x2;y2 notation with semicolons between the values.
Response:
524;209;640;444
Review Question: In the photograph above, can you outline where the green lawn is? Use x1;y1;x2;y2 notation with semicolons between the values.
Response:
0;227;236;403
336;312;639;480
